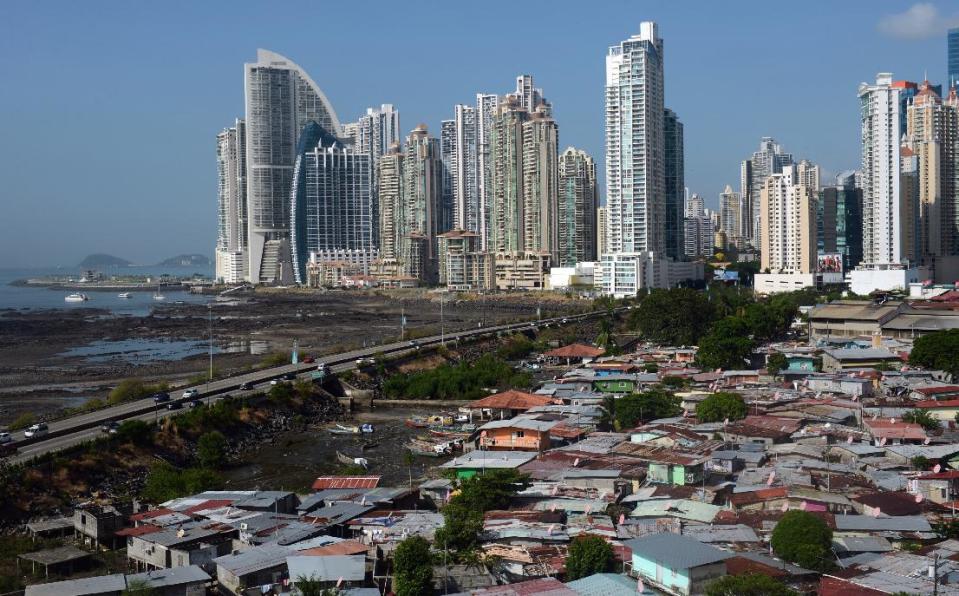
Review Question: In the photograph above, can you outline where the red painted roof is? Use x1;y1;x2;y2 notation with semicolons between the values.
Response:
914;385;959;395
864;419;926;440
915;399;959;408
544;343;605;359
183;499;235;515
473;577;576;595
312;476;381;490
467;390;557;411
129;508;173;522
729;487;788;507
115;525;162;537
918;470;959;480
298;540;369;556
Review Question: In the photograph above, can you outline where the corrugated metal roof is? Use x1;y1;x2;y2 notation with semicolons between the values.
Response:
286;554;365;582
625;532;733;569
565;573;638;595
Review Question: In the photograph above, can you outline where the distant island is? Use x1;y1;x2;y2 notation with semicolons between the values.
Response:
76;253;212;269
78;254;133;268
157;254;211;267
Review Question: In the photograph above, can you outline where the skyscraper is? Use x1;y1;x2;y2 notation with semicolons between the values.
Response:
440;105;480;233
402;125;443;281
476;93;499;250
558;147;598;266
859;73;906;267
759;165;816;275
741;138;793;247
797;159;821;192
489;97;528;254
605;21;666;256
511;75;547;113
818;172;863;271
341;104;400;247
951;28;959;89
904;81;959;261
664;108;685;260
377;144;404;262
596;206;608;257
522;107;559;260
215;119;248;283
289;125;374;284
244;49;343;284
719;184;741;248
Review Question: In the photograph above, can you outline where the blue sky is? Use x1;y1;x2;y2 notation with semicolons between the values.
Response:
1;1;957;267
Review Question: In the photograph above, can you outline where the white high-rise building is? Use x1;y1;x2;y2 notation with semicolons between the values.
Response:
440;105;480;233
859;73;905;267
719;185;741;248
759;165;816;274
476;93;499;250
215;119;248;283
342;104;400;248
604;22;665;257
511;75;546;113
244;49;343;284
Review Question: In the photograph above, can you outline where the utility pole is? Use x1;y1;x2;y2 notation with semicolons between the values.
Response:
933;552;940;596
207;303;214;401
440;295;445;346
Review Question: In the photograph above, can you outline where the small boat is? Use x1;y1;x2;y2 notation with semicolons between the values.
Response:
407;439;452;457
153;283;166;301
360;423;375;434
65;293;88;302
117;292;132;299
328;424;360;435
405;416;429;428
455;414;470;423
337;451;369;468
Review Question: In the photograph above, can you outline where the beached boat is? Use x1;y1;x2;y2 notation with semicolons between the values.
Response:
405;416;429;428
407;439;451;457
64;293;89;302
117;292;132;299
328;424;360;435
336;451;369;468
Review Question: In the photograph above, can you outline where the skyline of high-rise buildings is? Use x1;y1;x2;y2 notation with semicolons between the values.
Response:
214;24;959;296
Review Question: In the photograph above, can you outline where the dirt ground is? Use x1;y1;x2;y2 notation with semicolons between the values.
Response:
0;289;588;425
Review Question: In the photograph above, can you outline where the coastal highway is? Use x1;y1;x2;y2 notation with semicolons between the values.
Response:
4;309;611;463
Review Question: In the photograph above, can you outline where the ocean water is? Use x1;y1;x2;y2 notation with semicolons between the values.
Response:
0;266;215;316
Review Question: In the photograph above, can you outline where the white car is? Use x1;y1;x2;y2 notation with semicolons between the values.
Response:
0;432;11;444
182;389;199;399
24;423;48;438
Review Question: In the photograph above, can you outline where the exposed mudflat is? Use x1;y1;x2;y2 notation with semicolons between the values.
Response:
0;289;584;425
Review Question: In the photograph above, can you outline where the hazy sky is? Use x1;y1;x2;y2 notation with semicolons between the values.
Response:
1;1;957;267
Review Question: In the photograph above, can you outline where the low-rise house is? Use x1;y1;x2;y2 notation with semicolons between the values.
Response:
613;443;708;486
24;565;211;596
543;343;605;365
74;504;127;549
478;417;558;451
624;532;732;596
126;523;236;571
464;390;559;421
805;374;873;397
821;348;902;372
213;544;293;596
864;419;927;445
286;554;367;591
441;450;537;480
911;384;959;401
915;398;959;421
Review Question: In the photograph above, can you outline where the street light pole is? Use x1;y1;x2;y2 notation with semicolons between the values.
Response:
208;303;214;402
440;295;445;346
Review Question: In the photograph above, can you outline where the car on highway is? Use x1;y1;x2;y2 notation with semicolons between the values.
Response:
167;401;183;410
153;392;171;403
101;421;121;434
0;432;11;444
316;363;329;373
239;381;253;390
189;399;203;408
355;357;375;366
303;356;315;364
282;373;296;381
182;389;199;399
24;423;48;438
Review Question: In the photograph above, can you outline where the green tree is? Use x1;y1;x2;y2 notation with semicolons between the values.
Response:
293;574;336;596
910;329;959;377
8;412;35;431
705;574;797;596
268;382;295;402
394;536;434;596
453;469;529;512
770;510;834;572
611;389;682;428
766;352;788;375
114;419;153;447
696;392;747;423
434;501;483;554
902;409;939;431
628;288;716;345
196;431;228;469
565;535;614;580
696;317;755;370
911;455;931;470
141;463;221;503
